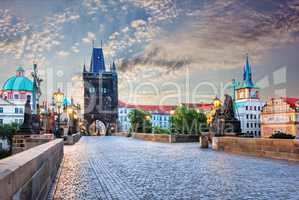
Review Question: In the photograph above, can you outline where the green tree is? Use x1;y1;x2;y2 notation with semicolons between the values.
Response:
0;123;19;138
170;105;207;135
128;109;152;133
0;123;19;156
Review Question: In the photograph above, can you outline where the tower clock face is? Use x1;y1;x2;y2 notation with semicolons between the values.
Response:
239;91;244;99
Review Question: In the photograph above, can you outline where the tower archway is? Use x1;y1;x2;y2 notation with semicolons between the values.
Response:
88;120;106;136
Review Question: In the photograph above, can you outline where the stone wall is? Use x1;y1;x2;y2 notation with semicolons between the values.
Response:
12;134;55;155
133;133;170;143
112;132;129;137
133;133;199;143
0;139;64;200
212;137;299;162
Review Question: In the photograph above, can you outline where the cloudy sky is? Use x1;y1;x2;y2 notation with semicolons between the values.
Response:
0;0;299;105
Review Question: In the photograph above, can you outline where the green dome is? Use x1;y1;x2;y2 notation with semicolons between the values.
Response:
16;66;25;72
3;76;33;91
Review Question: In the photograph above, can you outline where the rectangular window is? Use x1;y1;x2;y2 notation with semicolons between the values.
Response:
246;106;248;110
0;107;3;113
247;123;249;128
19;108;23;114
14;94;19;99
254;106;256;110
0;119;3;125
15;108;19;113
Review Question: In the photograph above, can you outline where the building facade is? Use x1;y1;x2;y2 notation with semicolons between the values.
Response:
261;97;299;138
83;47;118;135
0;67;33;125
234;55;265;137
118;101;213;132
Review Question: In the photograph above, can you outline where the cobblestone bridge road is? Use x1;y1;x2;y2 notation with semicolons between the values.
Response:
54;136;299;200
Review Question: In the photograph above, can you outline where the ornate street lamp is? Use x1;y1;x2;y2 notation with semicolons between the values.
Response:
145;115;151;121
213;97;222;109
53;89;64;137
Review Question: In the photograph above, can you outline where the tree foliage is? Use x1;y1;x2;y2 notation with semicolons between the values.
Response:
0;123;19;138
128;109;152;133
170;105;207;135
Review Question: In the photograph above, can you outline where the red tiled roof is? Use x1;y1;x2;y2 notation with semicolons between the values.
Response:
281;97;299;109
118;100;213;114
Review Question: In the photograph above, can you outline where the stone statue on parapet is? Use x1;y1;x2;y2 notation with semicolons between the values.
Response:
17;95;35;134
209;94;241;136
223;94;235;120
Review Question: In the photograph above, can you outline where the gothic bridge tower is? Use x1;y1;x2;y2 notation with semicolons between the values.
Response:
83;47;118;135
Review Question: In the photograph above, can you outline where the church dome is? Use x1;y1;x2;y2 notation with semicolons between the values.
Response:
2;67;33;91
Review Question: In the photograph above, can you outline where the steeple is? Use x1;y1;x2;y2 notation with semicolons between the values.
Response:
83;63;87;73
111;61;117;72
243;54;254;88
90;47;106;73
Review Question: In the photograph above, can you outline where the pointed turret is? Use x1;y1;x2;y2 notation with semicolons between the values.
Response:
83;63;87;73
111;61;117;72
243;54;254;88
90;47;106;73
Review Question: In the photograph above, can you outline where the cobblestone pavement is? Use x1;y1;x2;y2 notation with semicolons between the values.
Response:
54;136;299;200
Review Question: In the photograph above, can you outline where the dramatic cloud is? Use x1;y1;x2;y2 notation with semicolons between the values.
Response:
118;0;299;75
82;32;96;44
1;0;299;104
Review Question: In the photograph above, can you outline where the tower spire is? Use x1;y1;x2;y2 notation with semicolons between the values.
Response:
111;60;116;72
243;54;254;88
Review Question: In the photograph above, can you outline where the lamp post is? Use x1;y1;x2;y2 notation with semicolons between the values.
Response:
170;110;175;135
53;89;64;138
67;107;74;135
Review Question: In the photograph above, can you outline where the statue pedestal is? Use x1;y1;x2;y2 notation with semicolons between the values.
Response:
210;117;241;136
200;135;209;148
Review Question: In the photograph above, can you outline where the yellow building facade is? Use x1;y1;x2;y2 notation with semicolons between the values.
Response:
261;98;299;138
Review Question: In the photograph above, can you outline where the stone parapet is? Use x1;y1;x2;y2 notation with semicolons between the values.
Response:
112;132;129;137
133;133;199;143
212;137;299;162
64;133;81;145
12;134;55;155
0;139;64;200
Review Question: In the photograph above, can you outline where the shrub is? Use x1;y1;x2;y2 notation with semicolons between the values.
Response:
270;131;295;139
153;126;171;135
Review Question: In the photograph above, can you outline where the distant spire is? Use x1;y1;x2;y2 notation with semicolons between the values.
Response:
243;54;254;88
83;63;87;73
111;61;117;72
92;39;95;48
